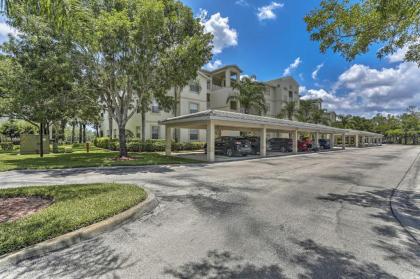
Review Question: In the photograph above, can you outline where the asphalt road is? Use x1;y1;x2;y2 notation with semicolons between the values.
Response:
0;145;419;278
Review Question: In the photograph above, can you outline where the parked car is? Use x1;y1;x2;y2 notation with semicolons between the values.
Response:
298;140;309;152
244;136;260;155
267;138;293;152
319;139;331;149
207;136;253;157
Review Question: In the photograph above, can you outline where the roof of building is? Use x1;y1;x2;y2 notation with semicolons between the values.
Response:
160;110;382;136
201;65;243;75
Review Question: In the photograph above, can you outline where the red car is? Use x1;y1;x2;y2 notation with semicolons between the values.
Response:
298;140;309;152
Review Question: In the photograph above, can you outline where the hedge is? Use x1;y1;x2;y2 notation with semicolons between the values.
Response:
94;137;205;152
0;142;13;151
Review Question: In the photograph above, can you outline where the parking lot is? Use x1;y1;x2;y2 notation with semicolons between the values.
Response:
0;145;418;279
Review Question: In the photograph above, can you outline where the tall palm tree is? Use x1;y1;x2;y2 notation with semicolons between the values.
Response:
279;100;298;120
297;99;313;122
227;75;267;114
338;114;352;128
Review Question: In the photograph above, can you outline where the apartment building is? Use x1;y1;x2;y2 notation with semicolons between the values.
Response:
99;65;300;142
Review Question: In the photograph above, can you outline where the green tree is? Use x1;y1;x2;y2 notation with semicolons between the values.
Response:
279;101;299;120
227;75;267;115
0;16;81;157
0;120;19;141
305;0;420;65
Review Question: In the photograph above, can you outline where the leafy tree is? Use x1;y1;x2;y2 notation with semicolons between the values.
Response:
305;0;420;65
279;101;299;120
78;0;211;157
0;16;81;157
0;120;19;141
227;76;266;115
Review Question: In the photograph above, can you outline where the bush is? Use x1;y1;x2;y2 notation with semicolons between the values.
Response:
64;147;73;153
93;137;119;151
72;143;84;148
0;142;13;151
95;137;205;152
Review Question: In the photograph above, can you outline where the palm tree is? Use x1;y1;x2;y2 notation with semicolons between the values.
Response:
279;101;298;120
227;75;267;114
297;99;313;122
337;114;352;128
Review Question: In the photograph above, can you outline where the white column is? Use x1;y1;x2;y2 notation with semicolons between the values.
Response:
330;134;335;148
292;130;298;153
341;134;346;150
260;126;267;157
165;126;172;156
355;134;359;148
314;132;320;150
225;69;231;88
206;120;215;162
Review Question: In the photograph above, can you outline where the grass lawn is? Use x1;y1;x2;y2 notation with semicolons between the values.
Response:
0;183;146;256
0;145;200;172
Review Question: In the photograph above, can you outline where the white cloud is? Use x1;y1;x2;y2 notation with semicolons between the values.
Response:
311;63;324;80
235;0;249;7
204;59;223;71
386;46;409;63
0;22;19;42
301;62;420;117
282;57;302;76
199;10;238;54
257;2;284;21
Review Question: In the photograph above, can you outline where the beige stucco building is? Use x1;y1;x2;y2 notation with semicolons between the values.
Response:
99;65;300;142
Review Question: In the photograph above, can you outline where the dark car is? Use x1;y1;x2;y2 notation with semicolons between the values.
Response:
214;136;253;157
318;139;331;149
245;136;260;155
267;138;293;152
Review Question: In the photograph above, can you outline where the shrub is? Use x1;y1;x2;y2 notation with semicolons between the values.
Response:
72;143;84;148
64;147;73;153
93;137;119;150
0;142;13;151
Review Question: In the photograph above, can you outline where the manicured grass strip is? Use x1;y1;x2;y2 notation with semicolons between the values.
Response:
0;183;146;256
0;146;200;172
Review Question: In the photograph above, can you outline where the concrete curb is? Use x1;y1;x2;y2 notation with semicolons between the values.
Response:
0;188;159;266
390;152;420;245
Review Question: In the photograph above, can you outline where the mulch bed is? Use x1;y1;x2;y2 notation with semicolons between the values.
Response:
0;196;53;223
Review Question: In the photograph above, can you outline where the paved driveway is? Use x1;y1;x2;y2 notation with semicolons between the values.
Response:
0;145;419;278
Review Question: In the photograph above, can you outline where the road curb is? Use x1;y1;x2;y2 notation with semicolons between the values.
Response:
390;152;420;245
0;188;158;266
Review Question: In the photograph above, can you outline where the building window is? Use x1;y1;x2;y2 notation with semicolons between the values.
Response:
265;88;271;96
230;101;237;110
190;129;199;141
136;126;141;138
289;91;293;100
113;129;117;139
189;103;199;114
151;126;159;139
151;99;160;113
189;80;201;94
266;103;271;113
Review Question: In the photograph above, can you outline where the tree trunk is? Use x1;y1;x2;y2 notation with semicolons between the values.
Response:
52;124;59;153
95;123;99;137
83;124;86;143
108;117;113;139
39;122;44;158
173;87;180;143
60;120;66;142
141;110;146;142
79;123;83;143
118;124;128;157
71;122;75;144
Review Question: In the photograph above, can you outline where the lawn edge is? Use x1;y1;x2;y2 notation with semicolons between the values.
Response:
0;187;158;266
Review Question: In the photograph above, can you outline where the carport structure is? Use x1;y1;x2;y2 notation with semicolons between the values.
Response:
160;110;352;162
343;129;383;147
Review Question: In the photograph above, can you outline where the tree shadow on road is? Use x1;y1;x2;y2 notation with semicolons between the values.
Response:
164;250;287;279
291;239;398;279
0;237;136;279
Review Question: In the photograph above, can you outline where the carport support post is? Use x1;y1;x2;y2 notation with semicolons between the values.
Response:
341;134;346;150
260;127;267;157
330;134;334;148
355;134;359;148
314;132;320;150
206;120;215;162
292;130;298;154
165;126;172;156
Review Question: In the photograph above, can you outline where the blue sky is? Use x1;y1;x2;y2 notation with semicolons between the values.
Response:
1;1;419;117
182;0;420;117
